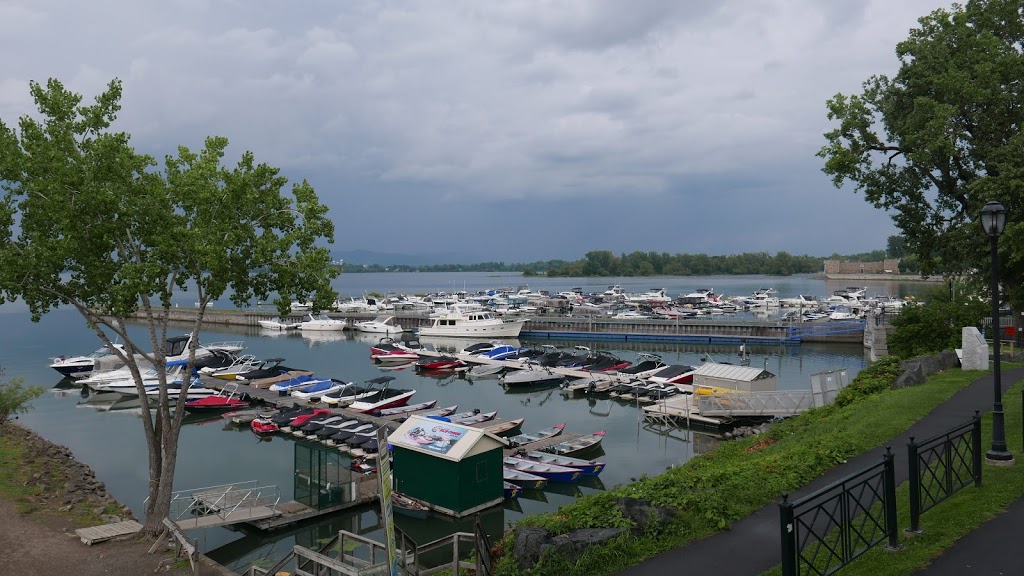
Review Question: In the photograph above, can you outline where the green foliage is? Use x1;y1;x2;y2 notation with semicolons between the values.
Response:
0;372;43;425
762;379;1024;576
0;77;339;531
817;0;1024;310
0;78;339;321
887;284;989;359
544;250;827;277
495;369;980;576
833;355;903;407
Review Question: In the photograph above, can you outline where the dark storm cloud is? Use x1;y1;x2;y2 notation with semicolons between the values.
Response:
0;0;958;261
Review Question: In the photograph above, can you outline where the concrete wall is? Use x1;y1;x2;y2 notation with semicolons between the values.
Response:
823;259;901;275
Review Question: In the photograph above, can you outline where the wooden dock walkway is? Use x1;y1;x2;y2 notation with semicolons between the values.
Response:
74;520;143;545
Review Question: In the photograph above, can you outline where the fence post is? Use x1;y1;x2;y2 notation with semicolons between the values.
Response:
779;494;796;576
883;447;900;550
973;410;983;488
907;437;922;533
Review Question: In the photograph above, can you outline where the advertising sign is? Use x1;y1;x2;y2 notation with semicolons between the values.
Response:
401;421;468;455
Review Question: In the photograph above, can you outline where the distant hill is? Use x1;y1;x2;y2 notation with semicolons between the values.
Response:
332;250;483;266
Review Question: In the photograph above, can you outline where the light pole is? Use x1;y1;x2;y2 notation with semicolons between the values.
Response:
980;200;1013;463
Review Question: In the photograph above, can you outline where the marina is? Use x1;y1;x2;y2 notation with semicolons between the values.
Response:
1;272;925;572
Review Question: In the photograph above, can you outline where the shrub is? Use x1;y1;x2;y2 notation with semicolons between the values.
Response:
0;370;44;425
833;356;903;407
887;285;988;359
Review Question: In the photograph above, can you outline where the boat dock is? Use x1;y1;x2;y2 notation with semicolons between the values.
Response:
151;308;865;345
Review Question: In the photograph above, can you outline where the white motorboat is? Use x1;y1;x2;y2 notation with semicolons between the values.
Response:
258;319;300;330
418;305;526;338
828;306;860;321
298;313;347;332
201;354;262;380
49;343;126;378
352;315;406;335
144;379;218;400
334;297;379;313
290;301;313;312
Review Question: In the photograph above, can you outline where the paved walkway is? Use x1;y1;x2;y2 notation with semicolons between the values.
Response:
619;367;1024;576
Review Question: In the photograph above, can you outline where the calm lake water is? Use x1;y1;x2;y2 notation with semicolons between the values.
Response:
0;272;931;571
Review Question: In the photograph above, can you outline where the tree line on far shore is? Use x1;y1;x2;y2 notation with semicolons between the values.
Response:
338;239;920;277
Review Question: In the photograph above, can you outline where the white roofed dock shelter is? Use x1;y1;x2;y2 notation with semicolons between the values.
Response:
692;363;777;392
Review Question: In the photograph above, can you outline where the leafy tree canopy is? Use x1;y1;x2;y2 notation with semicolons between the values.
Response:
0;78;338;533
818;0;1024;309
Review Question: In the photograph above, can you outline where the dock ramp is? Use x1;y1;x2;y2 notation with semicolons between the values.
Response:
697;390;812;417
166;480;281;530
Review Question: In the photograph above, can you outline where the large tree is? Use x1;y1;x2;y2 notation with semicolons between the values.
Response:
818;0;1024;308
0;79;339;534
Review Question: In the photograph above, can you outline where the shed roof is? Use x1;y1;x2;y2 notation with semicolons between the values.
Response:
389;415;507;462
693;362;775;382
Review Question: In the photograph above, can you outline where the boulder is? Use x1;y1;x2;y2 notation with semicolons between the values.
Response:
938;350;960;370
894;362;927;388
513;526;551;572
615;497;676;535
540;528;626;565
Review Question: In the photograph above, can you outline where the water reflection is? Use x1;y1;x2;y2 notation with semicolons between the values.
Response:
8;304;873;573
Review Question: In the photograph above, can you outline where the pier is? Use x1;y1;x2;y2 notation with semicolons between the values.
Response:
152;308;865;345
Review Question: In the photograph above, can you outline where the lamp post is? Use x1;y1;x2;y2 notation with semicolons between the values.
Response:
980;200;1013;463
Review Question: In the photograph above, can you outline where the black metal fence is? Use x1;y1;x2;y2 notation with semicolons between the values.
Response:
779;449;899;576
907;414;982;532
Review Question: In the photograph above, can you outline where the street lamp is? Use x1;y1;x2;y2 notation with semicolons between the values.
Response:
980;200;1013;463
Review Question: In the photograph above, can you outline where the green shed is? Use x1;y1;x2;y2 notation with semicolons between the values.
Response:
389;415;506;517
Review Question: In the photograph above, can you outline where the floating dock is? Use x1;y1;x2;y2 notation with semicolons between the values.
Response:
148;308;865;345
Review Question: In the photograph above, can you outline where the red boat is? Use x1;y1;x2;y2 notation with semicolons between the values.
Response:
250;416;280;434
183;383;250;413
414;357;467;371
370;338;420;362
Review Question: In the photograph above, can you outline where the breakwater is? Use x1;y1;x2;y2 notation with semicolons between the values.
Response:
150;308;864;345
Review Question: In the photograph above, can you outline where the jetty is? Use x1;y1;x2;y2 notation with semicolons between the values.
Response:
149;308;865;345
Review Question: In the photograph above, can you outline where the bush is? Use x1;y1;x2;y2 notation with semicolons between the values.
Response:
887;285;988;359
0;370;44;425
833;356;903;407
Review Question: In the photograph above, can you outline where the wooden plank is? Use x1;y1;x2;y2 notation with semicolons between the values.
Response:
75;520;143;545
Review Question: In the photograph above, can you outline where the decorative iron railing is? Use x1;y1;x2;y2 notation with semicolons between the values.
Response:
907;414;982;532
779;449;899;576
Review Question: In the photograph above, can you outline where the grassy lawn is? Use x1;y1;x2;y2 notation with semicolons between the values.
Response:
760;379;1024;576
494;362;999;575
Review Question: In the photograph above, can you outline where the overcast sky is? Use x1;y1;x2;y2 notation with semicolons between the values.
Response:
0;0;957;262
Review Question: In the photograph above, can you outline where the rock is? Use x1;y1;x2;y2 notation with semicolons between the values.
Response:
513;526;551;572
894;362;926;388
615;497;676;536
541;528;626;565
937;350;959;370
